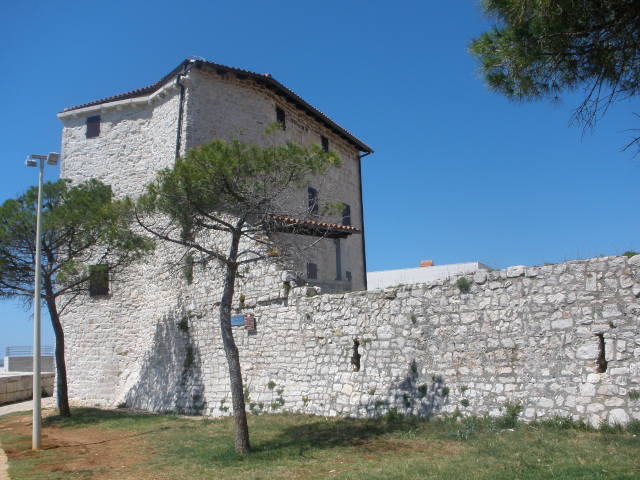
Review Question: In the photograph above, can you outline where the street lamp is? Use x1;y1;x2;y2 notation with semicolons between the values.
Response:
25;152;60;451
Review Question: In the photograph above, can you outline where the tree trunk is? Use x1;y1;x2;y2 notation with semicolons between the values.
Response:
44;293;71;417
219;231;250;453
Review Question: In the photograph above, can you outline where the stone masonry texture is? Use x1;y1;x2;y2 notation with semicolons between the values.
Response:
59;63;367;292
63;254;640;427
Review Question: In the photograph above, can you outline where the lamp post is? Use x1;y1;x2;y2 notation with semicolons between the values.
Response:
25;152;60;451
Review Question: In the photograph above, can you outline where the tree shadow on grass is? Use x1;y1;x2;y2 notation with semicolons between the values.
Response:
250;415;419;457
42;407;171;428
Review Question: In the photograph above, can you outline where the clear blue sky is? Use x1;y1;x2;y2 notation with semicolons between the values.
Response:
1;1;638;357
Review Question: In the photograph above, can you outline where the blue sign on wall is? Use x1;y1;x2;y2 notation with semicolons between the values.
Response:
231;315;245;326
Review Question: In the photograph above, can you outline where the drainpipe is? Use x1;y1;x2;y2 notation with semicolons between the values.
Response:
358;151;371;290
175;61;196;159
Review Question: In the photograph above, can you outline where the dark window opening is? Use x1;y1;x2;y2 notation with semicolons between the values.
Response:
334;238;342;281
276;106;286;129
342;203;351;226
321;136;329;152
307;262;317;280
351;339;361;372
596;333;608;373
89;264;109;296
86;115;100;138
308;187;318;215
346;271;352;281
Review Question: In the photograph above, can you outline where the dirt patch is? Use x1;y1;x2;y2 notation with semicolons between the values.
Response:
2;411;159;479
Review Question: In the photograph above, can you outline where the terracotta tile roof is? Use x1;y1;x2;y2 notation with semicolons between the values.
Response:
268;215;361;239
61;58;373;154
61;59;192;112
420;260;434;267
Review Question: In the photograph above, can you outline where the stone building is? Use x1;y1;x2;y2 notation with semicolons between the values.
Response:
55;61;640;425
58;57;373;292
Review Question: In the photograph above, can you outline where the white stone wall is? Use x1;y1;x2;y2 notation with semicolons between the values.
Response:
64;255;640;426
367;262;490;290
182;68;366;290
0;373;55;405
4;356;54;373
60;90;180;198
57;65;369;407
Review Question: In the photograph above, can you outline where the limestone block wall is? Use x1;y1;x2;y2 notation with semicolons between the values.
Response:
182;67;366;290
59;64;367;294
65;254;640;426
59;91;180;198
0;373;55;405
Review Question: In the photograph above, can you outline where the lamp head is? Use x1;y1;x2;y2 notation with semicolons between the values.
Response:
46;152;60;166
25;157;38;168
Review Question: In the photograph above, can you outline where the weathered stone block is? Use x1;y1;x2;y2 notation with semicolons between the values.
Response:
608;408;629;424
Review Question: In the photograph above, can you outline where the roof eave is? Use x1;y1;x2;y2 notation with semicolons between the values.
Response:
59;58;373;154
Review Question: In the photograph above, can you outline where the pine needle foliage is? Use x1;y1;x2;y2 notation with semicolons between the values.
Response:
470;0;640;155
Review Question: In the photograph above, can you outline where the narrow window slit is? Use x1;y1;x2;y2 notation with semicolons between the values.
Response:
351;339;361;372
595;333;608;373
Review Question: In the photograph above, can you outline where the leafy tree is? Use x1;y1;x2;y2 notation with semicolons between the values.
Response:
469;0;640;154
0;179;154;417
136;134;340;453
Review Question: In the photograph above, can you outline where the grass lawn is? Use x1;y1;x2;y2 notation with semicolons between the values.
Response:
0;407;638;479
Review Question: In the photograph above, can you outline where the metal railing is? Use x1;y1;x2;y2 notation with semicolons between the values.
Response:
5;346;54;357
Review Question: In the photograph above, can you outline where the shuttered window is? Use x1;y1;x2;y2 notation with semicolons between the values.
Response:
342;203;351;226
89;264;109;296
276;107;286;129
307;262;318;280
86;115;100;138
321;136;329;152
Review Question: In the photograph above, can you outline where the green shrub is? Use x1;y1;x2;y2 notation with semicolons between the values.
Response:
496;401;522;429
629;389;639;401
417;384;428;398
622;251;638;258
600;422;625;434
460;398;470;408
452;415;480;441
249;402;264;415
456;277;471;293
625;419;640;435
533;415;586;431
382;407;404;422
177;317;189;332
